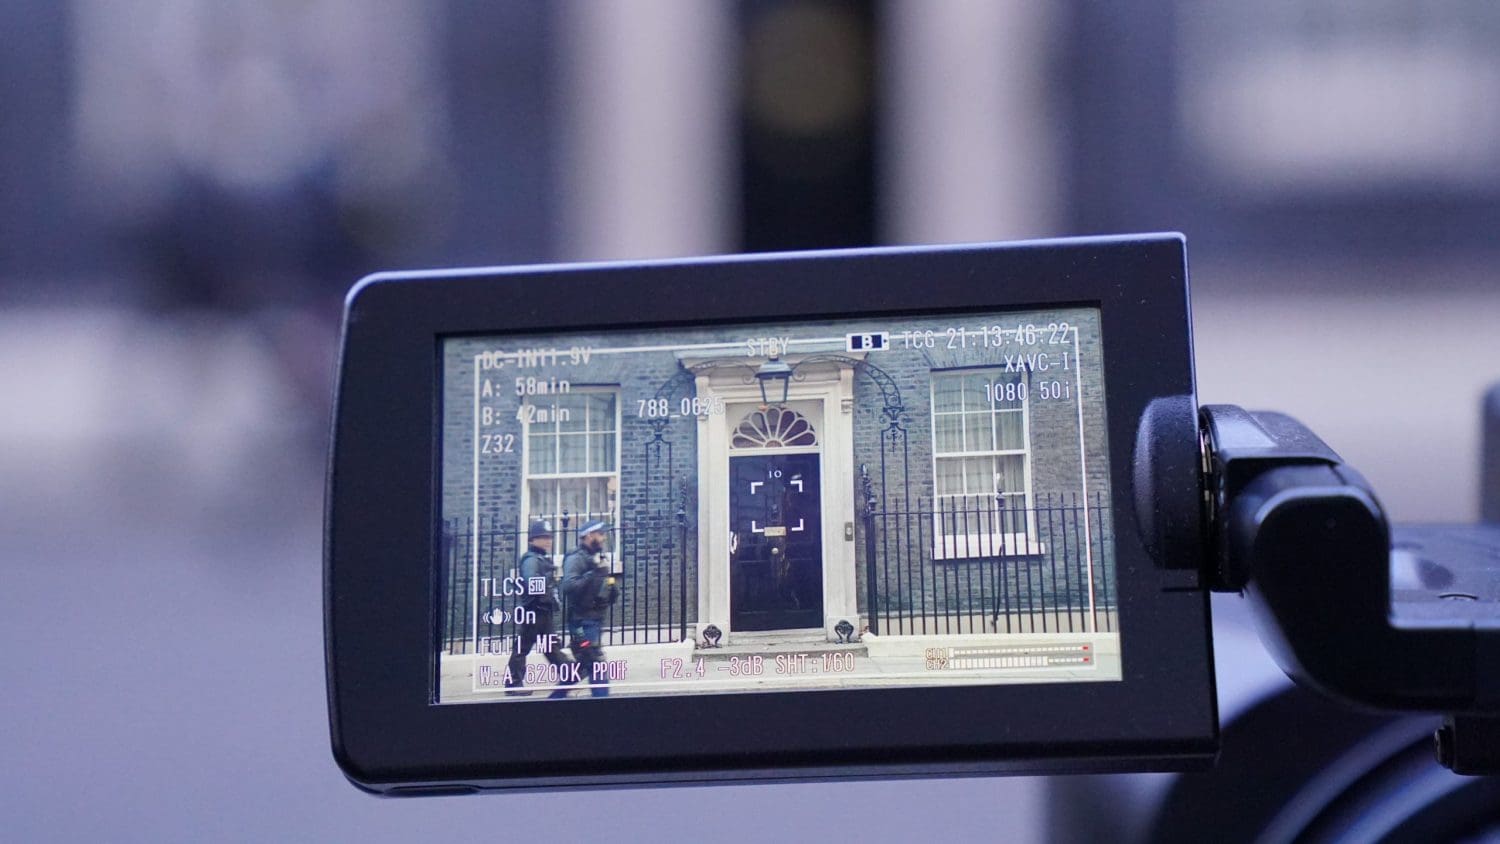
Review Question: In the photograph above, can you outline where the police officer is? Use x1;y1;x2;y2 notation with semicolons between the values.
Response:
506;519;578;698
561;519;618;697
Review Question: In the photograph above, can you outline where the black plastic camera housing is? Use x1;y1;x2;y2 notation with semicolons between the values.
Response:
325;234;1219;792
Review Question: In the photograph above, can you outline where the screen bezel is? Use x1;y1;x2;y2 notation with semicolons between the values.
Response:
326;235;1216;790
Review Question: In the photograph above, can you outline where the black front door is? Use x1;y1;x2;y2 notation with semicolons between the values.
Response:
729;453;823;631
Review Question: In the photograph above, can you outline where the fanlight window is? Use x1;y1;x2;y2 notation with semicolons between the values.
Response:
731;407;818;449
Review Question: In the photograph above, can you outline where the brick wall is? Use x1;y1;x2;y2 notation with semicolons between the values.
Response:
440;306;1114;639
443;332;702;640
846;308;1114;622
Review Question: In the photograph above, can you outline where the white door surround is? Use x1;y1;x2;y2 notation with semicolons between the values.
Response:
683;353;862;643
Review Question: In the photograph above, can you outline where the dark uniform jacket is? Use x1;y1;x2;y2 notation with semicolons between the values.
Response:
561;547;611;622
517;546;559;613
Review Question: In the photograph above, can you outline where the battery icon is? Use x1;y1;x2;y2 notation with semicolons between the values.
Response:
847;332;889;352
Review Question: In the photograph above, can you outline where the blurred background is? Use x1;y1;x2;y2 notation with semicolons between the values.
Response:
3;1;1498;841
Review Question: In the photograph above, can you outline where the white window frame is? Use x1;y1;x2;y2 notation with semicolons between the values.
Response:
928;369;1042;559
519;387;623;569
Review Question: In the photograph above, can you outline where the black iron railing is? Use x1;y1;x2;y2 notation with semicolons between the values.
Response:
862;491;1115;636
440;510;693;654
442;492;1110;650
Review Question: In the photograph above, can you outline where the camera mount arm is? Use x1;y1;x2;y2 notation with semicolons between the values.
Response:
1200;404;1500;774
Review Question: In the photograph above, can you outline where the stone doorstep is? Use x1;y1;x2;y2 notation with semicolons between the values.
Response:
458;629;1116;667
563;630;871;660
444;636;1121;697
692;628;868;658
459;636;869;674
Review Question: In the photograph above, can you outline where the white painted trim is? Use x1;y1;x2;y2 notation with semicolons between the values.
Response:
518;387;622;540
928;369;1036;558
932;530;1045;561
826;367;859;639
1073;326;1095;632
694;373;714;642
698;377;858;643
728;446;822;457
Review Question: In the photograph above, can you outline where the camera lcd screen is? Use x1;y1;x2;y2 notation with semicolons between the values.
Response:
437;307;1117;703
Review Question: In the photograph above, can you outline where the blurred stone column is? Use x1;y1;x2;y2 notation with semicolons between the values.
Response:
556;1;737;261
883;0;1060;244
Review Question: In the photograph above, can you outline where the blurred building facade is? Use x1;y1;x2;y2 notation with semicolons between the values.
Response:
2;3;1498;841
8;2;1500;296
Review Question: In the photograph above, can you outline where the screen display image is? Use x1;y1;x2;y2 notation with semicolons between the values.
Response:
438;307;1118;703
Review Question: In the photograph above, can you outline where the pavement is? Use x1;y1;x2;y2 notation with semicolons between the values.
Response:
440;628;1120;702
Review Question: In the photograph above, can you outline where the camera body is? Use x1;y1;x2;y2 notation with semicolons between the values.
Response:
325;234;1221;792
